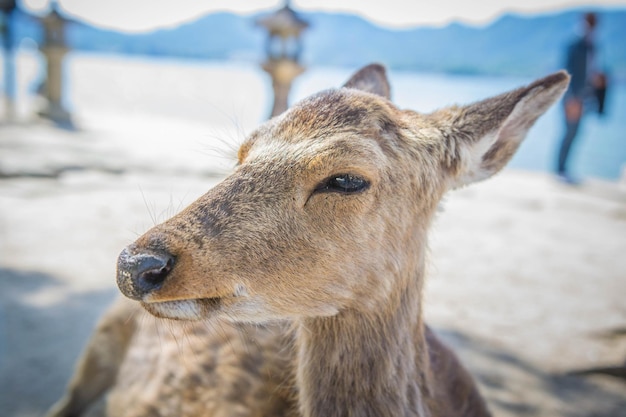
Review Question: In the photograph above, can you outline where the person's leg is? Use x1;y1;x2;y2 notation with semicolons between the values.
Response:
557;119;580;175
556;98;583;178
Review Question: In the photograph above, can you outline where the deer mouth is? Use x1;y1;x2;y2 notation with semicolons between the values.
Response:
141;297;222;320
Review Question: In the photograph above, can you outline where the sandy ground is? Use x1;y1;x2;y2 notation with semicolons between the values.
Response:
0;55;625;416
1;116;625;417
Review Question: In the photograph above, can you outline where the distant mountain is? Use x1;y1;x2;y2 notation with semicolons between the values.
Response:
9;7;626;78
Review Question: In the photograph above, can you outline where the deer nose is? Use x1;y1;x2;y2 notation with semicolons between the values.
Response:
116;247;175;300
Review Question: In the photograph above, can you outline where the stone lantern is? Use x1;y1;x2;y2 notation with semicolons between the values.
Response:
0;0;17;121
39;1;72;124
256;1;309;118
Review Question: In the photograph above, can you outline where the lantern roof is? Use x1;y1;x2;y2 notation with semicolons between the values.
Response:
256;1;308;38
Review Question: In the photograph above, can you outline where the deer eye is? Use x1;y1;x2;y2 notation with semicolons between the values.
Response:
315;174;369;194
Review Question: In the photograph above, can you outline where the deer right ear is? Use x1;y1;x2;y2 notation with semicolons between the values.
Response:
436;71;569;189
343;63;391;99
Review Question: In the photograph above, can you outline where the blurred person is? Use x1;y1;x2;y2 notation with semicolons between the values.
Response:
555;12;608;184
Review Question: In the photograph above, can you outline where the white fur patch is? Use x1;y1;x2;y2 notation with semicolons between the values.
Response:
149;300;202;320
452;131;498;188
233;283;249;297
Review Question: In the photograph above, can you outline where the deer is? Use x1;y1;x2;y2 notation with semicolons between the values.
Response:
46;64;569;417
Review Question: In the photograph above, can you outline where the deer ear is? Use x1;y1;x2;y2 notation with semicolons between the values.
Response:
440;71;569;189
343;63;391;99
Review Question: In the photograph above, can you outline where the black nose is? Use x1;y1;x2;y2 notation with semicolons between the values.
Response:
116;247;175;300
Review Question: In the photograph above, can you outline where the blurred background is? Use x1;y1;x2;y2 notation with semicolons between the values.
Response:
1;0;625;178
1;1;625;416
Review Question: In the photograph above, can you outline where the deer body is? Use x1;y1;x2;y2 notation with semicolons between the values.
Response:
47;65;568;417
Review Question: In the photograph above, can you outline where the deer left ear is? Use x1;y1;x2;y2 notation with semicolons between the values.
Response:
440;71;570;189
343;63;391;99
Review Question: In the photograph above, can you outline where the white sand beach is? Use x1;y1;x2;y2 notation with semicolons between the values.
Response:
1;54;625;416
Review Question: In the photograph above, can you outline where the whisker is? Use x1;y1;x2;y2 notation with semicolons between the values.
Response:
138;185;158;227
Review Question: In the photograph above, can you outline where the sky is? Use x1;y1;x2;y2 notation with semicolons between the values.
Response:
20;0;626;32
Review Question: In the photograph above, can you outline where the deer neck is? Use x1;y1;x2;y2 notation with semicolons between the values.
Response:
295;266;432;417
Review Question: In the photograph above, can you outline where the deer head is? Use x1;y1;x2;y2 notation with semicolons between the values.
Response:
116;64;568;322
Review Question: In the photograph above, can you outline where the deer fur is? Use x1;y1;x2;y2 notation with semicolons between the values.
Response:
46;64;569;417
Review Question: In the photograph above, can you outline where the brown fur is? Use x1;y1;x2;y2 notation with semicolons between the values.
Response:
47;64;569;417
